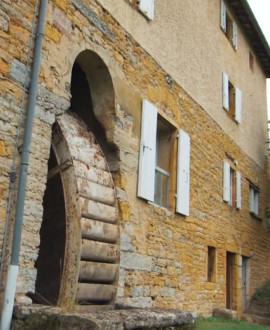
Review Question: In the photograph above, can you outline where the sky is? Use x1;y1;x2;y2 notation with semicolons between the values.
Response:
247;0;270;115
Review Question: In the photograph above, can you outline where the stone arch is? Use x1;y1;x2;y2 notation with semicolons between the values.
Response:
70;50;119;172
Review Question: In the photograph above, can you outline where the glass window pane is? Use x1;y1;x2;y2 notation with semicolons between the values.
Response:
154;169;170;208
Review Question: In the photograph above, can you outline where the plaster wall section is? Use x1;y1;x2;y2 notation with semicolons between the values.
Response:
97;0;269;169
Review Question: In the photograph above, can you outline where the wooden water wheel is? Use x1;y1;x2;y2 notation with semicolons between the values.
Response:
51;111;119;311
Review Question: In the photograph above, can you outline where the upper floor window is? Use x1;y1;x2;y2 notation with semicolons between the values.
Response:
222;72;242;124
250;185;259;216
154;118;173;208
138;99;190;216
221;0;237;49
139;0;155;20
223;160;241;209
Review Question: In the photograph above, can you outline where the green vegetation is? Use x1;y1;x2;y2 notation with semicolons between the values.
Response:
196;317;270;329
251;279;270;306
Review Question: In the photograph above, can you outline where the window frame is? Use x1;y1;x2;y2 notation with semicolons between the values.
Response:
154;116;175;209
223;160;241;209
250;185;259;216
221;0;237;50
138;99;191;216
222;72;242;124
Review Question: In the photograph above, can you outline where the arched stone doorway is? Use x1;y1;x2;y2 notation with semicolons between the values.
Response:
34;50;120;311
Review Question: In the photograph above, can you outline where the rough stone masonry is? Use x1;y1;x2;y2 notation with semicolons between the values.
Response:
0;0;270;319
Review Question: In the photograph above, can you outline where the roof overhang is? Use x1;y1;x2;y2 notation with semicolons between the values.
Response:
227;0;270;77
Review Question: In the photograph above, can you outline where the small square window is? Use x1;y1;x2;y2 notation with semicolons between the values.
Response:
249;52;254;72
207;246;216;282
250;186;259;216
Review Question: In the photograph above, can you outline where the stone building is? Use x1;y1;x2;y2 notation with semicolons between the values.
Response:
0;0;270;320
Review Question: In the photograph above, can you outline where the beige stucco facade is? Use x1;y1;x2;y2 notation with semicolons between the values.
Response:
99;0;269;168
0;0;270;320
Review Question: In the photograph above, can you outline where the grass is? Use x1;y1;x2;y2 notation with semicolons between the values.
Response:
196;317;270;329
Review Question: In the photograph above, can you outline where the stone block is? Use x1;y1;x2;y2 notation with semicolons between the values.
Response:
212;307;237;320
121;234;135;252
116;187;127;202
0;9;10;32
120;252;152;271
70;0;115;42
160;287;175;297
116;297;152;309
0;140;6;156
10;59;31;87
53;7;72;36
118;200;130;221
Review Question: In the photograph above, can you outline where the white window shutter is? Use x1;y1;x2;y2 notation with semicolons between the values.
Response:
222;72;229;111
235;87;242;123
232;21;237;49
139;0;155;20
138;99;157;201
176;129;190;216
223;161;230;203
236;171;241;209
250;188;254;213
221;0;227;32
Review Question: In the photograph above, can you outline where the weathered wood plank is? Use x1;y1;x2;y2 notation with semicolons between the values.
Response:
73;160;112;187
81;240;119;263
76;283;115;302
79;261;118;283
72;149;107;171
77;178;115;205
81;218;118;243
80;197;118;223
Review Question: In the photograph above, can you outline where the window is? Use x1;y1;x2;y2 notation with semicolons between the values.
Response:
207;246;216;282
250;186;259;216
139;0;155;20
249;52;254;72
138;99;190;216
222;72;242;123
221;0;237;49
223;160;241;209
154;119;173;208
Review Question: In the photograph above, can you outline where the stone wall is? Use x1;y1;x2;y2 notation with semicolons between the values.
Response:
0;0;270;317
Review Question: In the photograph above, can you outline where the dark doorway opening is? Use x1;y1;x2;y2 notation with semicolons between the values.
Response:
33;146;66;305
226;252;235;309
242;256;249;311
